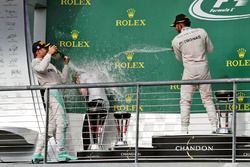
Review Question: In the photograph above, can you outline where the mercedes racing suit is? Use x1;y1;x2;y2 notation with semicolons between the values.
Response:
32;53;69;153
172;27;217;128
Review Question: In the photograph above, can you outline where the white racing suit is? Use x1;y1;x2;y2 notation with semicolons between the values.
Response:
172;27;217;128
32;53;69;153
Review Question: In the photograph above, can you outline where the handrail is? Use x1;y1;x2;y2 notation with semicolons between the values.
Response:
0;78;250;91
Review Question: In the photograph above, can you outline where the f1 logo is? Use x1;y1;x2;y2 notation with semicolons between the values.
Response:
213;0;248;8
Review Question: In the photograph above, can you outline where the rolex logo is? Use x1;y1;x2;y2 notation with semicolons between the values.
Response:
127;8;136;18
125;94;132;104
114;51;145;69
225;48;249;67
59;30;90;48
114;94;143;111
116;8;146;27
237;92;245;103
71;30;80;40
61;0;91;6
237;48;246;59
126;52;134;61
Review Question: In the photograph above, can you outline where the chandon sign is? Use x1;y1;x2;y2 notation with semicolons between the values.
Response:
175;145;214;151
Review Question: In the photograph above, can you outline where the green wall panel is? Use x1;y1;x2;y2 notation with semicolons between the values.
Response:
46;0;250;113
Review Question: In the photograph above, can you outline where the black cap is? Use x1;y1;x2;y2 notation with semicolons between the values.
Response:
32;41;50;53
170;14;190;27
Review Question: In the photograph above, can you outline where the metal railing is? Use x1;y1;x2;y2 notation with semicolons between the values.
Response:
0;78;250;163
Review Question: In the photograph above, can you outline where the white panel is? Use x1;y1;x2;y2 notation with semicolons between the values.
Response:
0;0;45;133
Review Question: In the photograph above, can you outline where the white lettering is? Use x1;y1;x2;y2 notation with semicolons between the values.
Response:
213;0;229;8
210;8;230;13
234;0;248;7
175;145;214;151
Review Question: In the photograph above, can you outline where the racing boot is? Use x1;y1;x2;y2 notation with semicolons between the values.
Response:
211;124;218;134
31;153;44;164
57;150;78;162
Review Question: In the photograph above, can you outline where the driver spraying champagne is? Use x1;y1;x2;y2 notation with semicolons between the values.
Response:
31;41;77;163
170;14;218;134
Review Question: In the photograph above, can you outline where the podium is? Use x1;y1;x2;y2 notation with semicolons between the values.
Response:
152;135;250;159
77;134;250;161
215;90;233;134
113;112;131;146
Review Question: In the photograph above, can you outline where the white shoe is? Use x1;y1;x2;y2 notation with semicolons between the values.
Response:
181;126;188;134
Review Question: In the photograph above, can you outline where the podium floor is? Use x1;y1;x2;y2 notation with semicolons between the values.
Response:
77;134;250;162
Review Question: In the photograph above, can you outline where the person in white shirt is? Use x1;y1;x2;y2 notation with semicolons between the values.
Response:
31;41;77;163
171;14;218;134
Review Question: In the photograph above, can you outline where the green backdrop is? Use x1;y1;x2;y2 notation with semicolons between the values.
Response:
46;0;250;113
